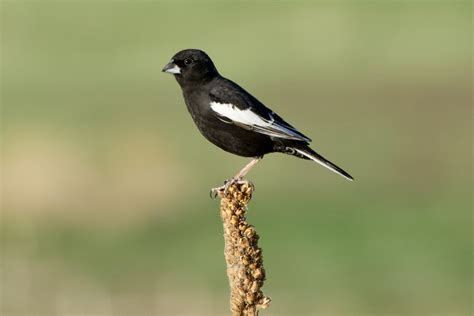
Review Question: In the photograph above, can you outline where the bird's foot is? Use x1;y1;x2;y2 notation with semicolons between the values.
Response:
210;178;253;199
210;178;240;199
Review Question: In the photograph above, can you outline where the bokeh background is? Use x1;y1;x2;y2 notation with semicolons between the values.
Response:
1;1;472;316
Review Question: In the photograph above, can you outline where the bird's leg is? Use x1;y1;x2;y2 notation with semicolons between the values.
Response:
234;157;261;180
210;157;262;199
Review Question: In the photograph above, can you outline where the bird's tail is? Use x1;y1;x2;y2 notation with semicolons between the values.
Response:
285;145;354;181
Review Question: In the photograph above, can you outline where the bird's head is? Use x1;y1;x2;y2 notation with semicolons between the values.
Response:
162;49;219;85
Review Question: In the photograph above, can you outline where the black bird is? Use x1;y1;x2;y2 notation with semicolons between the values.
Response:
162;49;353;183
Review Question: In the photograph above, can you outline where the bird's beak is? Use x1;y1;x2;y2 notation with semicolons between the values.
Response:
162;61;181;74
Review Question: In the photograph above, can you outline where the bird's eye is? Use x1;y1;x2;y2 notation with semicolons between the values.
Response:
184;58;193;65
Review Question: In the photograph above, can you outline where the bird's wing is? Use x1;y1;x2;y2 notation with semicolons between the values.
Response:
209;83;312;142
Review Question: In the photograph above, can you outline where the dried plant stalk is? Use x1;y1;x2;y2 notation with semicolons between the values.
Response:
217;181;271;316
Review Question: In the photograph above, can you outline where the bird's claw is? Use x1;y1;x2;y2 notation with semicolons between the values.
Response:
210;177;245;199
209;187;220;199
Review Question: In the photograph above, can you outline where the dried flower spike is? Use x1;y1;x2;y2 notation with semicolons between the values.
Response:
217;180;270;315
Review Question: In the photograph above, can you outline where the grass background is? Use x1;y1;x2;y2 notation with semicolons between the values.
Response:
1;1;472;315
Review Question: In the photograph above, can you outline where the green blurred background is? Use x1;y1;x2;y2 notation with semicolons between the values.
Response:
1;1;472;315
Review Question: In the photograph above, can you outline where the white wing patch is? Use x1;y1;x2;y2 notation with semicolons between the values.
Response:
210;102;271;126
210;101;310;141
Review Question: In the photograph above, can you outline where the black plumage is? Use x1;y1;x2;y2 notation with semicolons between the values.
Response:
162;49;353;181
